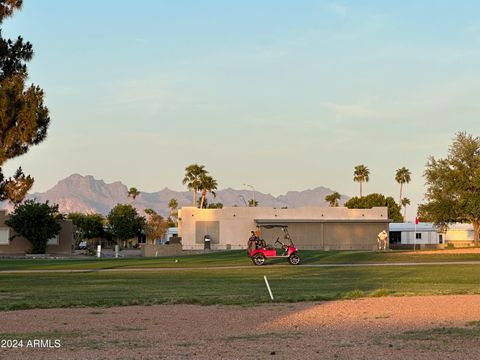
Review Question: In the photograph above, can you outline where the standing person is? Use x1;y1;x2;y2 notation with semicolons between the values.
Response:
377;230;388;250
248;231;260;250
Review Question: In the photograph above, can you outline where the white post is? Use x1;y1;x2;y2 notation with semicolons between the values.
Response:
414;222;417;251
97;245;102;258
264;275;274;301
114;245;119;258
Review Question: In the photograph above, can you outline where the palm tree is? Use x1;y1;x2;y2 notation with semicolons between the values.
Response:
353;165;370;197
199;174;218;209
127;187;140;207
401;197;410;221
395;167;411;204
168;198;178;224
182;164;207;207
325;192;341;207
168;198;178;213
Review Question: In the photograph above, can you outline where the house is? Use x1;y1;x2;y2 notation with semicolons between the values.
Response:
0;210;75;255
158;227;179;245
178;206;390;251
389;222;475;248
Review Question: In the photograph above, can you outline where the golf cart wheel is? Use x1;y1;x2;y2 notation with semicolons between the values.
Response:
252;254;265;266
288;253;301;265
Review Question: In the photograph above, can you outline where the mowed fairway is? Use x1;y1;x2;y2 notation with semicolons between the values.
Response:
2;249;480;271
1;250;480;311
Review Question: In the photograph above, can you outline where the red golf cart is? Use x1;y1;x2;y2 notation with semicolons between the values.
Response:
247;224;301;266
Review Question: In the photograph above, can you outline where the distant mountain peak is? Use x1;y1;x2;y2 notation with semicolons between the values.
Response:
2;174;350;216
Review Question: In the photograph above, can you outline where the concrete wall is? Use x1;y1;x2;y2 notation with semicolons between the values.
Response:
0;210;75;255
179;206;389;250
141;244;183;257
259;221;386;251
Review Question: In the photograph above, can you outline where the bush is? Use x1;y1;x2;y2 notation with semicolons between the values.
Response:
5;200;61;254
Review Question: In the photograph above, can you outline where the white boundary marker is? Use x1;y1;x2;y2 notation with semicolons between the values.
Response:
264;275;274;301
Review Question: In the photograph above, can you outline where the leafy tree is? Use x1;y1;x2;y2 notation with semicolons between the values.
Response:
0;2;50;203
67;212;105;241
107;204;145;245
248;199;258;207
400;197;410;221
419;132;480;245
395;167;411;204
353;165;370;197
5;200;61;253
325;191;341;207
144;208;167;244
345;193;403;222
199;174;218;209
127;187;140;207
207;202;223;209
182;164;207;207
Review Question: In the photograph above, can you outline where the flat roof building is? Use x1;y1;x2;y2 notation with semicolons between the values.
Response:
178;206;389;251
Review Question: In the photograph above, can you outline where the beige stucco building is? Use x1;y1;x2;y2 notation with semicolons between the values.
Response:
178;206;389;251
0;210;75;255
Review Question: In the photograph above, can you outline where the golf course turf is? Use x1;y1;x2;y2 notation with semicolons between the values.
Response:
2;249;480;270
1;250;480;311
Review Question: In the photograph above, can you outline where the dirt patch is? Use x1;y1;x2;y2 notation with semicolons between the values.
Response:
1;295;480;359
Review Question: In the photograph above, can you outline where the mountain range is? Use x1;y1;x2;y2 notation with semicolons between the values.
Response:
1;174;350;217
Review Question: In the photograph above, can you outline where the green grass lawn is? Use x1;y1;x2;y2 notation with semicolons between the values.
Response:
1;263;480;311
2;250;480;311
2;250;480;271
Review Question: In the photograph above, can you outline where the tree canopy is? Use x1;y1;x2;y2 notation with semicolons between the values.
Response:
144;208;167;243
325;191;341;207
199;174;218;209
182;164;206;207
67;212;105;240
353;165;370;197
395;167;411;204
5;200;61;254
0;1;50;203
107;204;145;243
345;193;403;222
418;132;480;245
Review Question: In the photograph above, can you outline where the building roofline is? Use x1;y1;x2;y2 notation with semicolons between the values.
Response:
255;219;391;224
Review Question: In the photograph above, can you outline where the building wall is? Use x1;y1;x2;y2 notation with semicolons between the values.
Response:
179;206;389;251
389;223;475;246
0;210;75;255
401;231;439;245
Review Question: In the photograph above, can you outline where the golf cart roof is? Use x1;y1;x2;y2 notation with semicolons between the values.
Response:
256;224;288;229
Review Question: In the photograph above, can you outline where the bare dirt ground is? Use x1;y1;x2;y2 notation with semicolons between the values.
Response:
2;295;480;360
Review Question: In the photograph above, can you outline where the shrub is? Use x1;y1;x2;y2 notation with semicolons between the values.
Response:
5;200;61;254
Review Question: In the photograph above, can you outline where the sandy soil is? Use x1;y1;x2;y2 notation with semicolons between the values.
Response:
1;295;480;360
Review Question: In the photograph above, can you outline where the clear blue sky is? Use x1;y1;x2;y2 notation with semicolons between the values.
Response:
3;0;480;218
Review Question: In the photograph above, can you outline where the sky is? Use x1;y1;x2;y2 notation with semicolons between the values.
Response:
2;0;480;219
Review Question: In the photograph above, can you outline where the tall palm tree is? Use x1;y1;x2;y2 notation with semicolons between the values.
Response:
395;167;411;204
401;197;410;221
127;187;140;207
168;198;178;214
325;191;341;207
182;164;207;207
353;165;370;197
199;174;218;209
168;198;178;224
